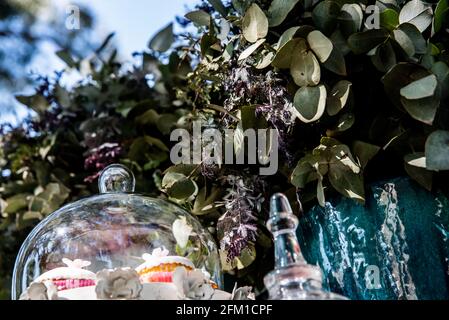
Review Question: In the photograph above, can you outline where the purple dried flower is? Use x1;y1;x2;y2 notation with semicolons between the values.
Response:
222;66;297;166
217;175;264;261
84;142;123;183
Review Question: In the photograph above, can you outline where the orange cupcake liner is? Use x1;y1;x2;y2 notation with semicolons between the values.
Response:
138;264;219;289
137;262;193;275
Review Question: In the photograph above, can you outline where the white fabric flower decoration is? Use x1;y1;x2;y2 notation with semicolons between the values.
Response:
95;268;142;300
172;217;193;248
172;267;214;300
20;281;59;300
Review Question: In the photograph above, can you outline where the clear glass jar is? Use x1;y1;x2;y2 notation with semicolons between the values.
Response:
11;164;221;299
264;193;347;300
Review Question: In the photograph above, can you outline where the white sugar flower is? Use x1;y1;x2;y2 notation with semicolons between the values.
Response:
62;258;91;269
142;247;169;261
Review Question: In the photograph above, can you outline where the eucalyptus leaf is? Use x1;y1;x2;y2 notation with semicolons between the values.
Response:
185;10;211;27
277;26;301;49
400;74;437;100
397;23;426;54
328;146;365;202
96;32;115;56
352;140;380;169
238;38;266;60
429;43;440;56
235;246;256;269
276;26;314;49
380;8;399;30
293;25;316;39
290;50;321;86
307;30;333;63
291;154;321;188
370;41;397;73
4;194;28;215
148;23;174;52
399;0;432;32
312;0;340;35
144;135;169;152
317;176;325;207
232;0;252;15
404;152;432;190
431;61;449;98
157;114;178;135
55;50;77;68
293;85;327;123
400;91;440;125
393;29;415;57
322;46;347;76
169;178;198;201
254;49;275;69
242;3;268;43
382;62;430;109
162;172;198;201
193;186;221;215
15;94;49;115
136;109;159;125
200;34;220;57
328;113;355;134
223;42;234;61
330;30;351;56
339;3;363;36
434;0;449;33
319;136;340;148
327;80;352;116
23;211;43;221
425;130;449;170
404;152;426;168
431;61;449;83
268;0;300;27
348;29;389;54
207;0;228;17
272;38;307;69
330;144;361;174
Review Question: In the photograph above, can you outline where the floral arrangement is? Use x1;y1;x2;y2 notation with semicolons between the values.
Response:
2;0;449;297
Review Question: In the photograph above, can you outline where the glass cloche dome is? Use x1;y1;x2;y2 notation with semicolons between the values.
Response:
12;164;222;299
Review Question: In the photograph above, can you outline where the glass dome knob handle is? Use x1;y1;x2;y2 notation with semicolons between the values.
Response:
98;164;135;193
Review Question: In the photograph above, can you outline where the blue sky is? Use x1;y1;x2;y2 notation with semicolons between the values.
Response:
76;0;190;58
1;0;192;125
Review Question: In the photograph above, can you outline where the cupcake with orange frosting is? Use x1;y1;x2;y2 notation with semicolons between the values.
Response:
34;258;96;291
136;247;194;283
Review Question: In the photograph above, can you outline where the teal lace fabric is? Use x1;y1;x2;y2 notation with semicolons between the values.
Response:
298;177;449;300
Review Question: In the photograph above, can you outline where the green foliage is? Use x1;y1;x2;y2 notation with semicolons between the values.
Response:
149;23;174;52
242;3;269;42
425;130;449;170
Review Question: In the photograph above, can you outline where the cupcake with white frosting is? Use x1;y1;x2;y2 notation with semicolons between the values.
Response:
135;247;194;283
34;258;96;291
